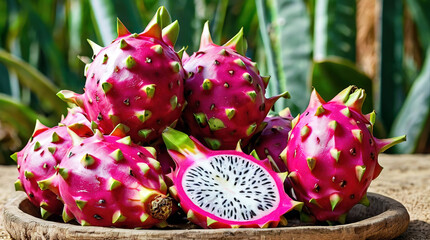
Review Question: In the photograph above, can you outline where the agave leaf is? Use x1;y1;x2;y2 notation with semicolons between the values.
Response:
390;48;430;153
0;49;66;115
313;0;356;62
310;57;374;115
256;0;312;114
89;0;116;45
406;0;430;51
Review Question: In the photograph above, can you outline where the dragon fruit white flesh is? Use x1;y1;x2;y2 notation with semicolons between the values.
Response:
162;127;302;229
57;7;186;144
182;22;289;150
56;128;172;228
284;86;406;223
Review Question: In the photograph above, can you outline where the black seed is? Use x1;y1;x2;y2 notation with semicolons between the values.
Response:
96;79;100;84
350;194;355;199
370;152;375;160
350;148;356;156
94;214;103;220
259;103;265;111
195;101;200;108
96;96;100;102
214;60;220;65
68;152;74;158
305;112;309;116
129;169;134;177
97;113;103;121
29;193;34;198
340;180;347;188
224;82;229;88
316;137;320;144
369;138;373;145
314;183;320;192
188;72;194;78
98;199;106;204
123;98;130;105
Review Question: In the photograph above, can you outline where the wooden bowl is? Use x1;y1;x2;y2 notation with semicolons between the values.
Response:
2;192;409;240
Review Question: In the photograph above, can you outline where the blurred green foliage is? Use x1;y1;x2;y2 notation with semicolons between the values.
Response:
0;0;429;164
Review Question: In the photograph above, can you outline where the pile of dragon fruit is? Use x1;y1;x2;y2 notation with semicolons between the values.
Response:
11;7;406;229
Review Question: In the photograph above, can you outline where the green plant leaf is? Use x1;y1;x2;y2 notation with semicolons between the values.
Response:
256;0;312;114
406;0;430;51
390;48;430;153
313;0;356;62
311;58;374;114
89;0;117;45
0;93;52;139
0;48;66;115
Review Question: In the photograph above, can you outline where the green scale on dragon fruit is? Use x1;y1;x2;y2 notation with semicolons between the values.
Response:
55;127;173;228
283;86;406;223
11;108;93;219
162;128;303;229
57;7;186;144
182;22;289;150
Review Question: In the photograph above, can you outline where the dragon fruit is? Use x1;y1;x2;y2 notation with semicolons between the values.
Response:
56;128;172;228
11;118;93;219
284;86;406;223
162;127;302;229
182;22;289;150
253;108;293;172
60;107;91;127
57;7;186;144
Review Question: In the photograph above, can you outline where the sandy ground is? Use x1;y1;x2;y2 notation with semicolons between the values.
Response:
0;154;429;239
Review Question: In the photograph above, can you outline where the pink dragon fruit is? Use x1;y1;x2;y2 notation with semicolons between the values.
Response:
60;107;91;127
56;128;173;228
253;108;293;172
182;22;289;150
57;7;186;144
284;86;406;223
11;118;93;219
162;127;302;229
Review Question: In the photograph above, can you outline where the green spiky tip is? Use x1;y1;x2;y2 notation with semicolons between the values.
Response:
87;39;102;56
207;217;218;227
125;55;136;69
315;105;325;116
345;88;366;110
202;79;213;90
151;44;163;54
58;167;69;180
330;148;341;163
341;107;351;117
76;200;87;210
51;132;61;143
208;118;226;131
110;123;130;137
300;125;311;138
234;58;245;68
218;48;227;56
102;54;109;64
140;213;149;223
148;157;161;171
223;27;246;55
246;123;257;136
177;46;187;59
242;72;253;84
378;135;407;153
306;157;316;171
10;152;17;163
137;162;150;175
204;138;221;150
62;209;73;223
116;18;130;37
138;129;153;139
34;141;41;151
108;177;122;190
352;129;363;143
194;112;207;126
170;61;180;73
328;120;338;130
136;110;152;123
110;149;124;162
116;136;132;145
37;177;53;190
119;39;128;49
40;207;52;219
355;165;366;182
170;95;178;110
368;111;376;125
24;170;34;179
250;149;260;160
144;147;157;157
112;210;127;223
80;220;90;226
225;108;236;120
291;114;300;129
162;20;179;46
14;179;24;191
142;84;156;99
81;153;95;167
359;194;370;207
162;127;197;154
330;194;341;211
246;91;257;102
262;76;270;86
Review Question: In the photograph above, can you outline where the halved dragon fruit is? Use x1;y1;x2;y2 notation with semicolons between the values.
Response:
58;7;186;144
162;127;302;229
284;86;406;223
56;128;172;228
182;22;289;150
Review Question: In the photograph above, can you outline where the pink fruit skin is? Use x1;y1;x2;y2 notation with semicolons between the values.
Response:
60;107;91;127
163;128;300;229
284;87;406;222
57;132;172;228
182;23;285;150
254;115;293;172
14;123;69;215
